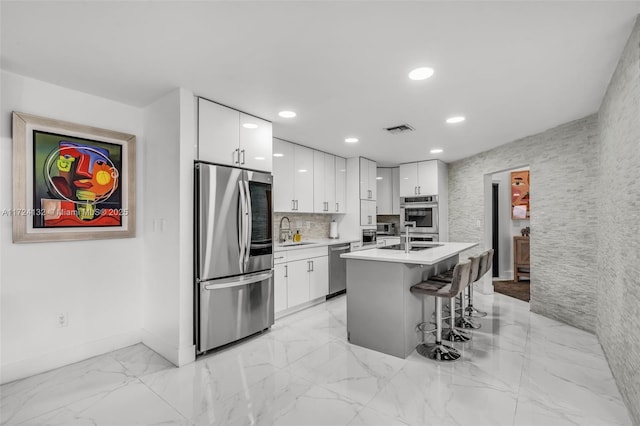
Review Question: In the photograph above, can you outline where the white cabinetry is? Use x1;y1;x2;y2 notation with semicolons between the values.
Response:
360;200;376;226
274;247;329;316
313;151;336;213
335;156;347;213
273;139;314;212
198;98;272;172
359;157;377;200
399;160;445;197
376;167;400;215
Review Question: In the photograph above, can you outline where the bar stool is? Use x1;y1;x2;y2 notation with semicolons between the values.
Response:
465;249;494;318
431;254;482;338
410;260;471;361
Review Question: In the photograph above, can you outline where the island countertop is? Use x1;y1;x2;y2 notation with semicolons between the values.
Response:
341;242;478;265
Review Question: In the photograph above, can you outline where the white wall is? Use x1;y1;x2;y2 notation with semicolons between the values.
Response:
141;89;195;366
0;71;145;384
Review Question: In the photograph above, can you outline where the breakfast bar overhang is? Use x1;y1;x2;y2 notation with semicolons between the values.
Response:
341;242;478;358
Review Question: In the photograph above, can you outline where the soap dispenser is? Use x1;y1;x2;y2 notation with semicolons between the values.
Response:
293;230;301;242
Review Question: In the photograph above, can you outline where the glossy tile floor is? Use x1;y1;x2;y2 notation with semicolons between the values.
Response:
1;292;632;426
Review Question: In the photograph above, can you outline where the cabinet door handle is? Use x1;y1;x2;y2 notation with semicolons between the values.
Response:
295;200;299;210
417;185;421;195
368;215;372;225
241;149;246;165
233;149;239;164
310;260;314;272
335;202;339;212
284;265;288;278
291;200;295;211
414;186;417;195
307;260;312;272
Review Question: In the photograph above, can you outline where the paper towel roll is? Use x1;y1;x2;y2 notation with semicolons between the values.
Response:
329;221;339;239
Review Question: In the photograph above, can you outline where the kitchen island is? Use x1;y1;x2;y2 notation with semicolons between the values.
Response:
341;242;477;358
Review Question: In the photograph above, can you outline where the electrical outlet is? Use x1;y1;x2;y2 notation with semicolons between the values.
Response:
57;312;69;328
306;221;311;229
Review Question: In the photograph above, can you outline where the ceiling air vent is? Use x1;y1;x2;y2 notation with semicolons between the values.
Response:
385;124;414;134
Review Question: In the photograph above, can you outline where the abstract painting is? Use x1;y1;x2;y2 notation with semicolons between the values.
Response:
11;112;136;242
511;170;530;220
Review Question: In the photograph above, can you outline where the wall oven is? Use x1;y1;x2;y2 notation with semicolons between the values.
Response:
400;195;439;235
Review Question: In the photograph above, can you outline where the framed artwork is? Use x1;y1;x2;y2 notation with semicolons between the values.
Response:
11;111;136;243
511;170;530;220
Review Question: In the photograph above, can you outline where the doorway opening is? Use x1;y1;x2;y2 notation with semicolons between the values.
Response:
486;167;530;303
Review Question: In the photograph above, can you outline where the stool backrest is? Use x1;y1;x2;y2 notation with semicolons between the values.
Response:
476;251;489;278
484;249;494;278
467;254;483;284
449;260;471;297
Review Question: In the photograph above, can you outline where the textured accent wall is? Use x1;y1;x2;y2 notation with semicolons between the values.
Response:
448;115;600;332
596;16;640;426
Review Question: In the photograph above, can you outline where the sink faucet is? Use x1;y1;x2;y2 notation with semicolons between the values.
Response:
404;221;416;254
279;216;291;243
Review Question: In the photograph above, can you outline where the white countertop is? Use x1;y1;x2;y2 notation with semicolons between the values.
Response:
274;237;359;252
340;242;478;265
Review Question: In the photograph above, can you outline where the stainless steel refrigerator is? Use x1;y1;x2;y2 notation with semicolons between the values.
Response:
195;162;274;355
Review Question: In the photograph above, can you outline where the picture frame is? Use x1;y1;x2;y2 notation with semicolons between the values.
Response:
11;111;136;243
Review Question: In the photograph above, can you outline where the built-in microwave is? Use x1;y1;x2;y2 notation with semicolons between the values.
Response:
362;229;377;246
400;195;439;234
376;222;395;235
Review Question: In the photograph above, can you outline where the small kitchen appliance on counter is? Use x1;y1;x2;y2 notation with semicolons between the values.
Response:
376;222;395;235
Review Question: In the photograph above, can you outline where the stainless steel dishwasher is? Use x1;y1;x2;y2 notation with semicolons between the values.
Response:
328;243;350;298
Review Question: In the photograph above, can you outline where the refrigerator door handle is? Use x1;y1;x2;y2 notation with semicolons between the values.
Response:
203;271;273;291
244;180;252;270
238;180;247;272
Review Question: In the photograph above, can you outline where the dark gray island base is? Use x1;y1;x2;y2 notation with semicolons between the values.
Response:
342;242;478;359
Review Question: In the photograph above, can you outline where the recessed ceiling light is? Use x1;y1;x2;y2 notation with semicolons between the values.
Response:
345;137;359;143
446;116;465;124
408;67;434;81
254;157;264;160
430;149;443;154
273;153;284;157
298;169;307;173
376;177;383;180
242;123;258;129
278;110;296;118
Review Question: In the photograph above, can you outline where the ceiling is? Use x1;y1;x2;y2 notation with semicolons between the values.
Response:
2;1;639;166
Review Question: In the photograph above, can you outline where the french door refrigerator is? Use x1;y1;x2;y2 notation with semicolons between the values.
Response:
195;162;274;354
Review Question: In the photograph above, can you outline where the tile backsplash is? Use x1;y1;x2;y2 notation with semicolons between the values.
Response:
273;213;335;241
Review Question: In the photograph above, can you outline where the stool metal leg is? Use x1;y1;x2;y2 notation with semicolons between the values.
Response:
465;284;487;318
417;297;461;361
444;297;471;342
457;288;481;329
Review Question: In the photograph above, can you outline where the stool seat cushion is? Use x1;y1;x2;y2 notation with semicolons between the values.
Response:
411;279;450;296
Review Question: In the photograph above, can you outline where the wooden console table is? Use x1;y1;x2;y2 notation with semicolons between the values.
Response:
513;236;530;282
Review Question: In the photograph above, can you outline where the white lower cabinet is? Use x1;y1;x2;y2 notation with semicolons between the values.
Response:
274;247;329;316
309;256;329;300
274;263;288;313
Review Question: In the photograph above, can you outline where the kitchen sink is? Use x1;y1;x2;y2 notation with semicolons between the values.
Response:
380;243;441;251
279;242;315;247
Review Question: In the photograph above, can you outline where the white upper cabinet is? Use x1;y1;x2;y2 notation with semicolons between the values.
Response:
334;156;347;213
360;200;377;226
399;160;444;197
376;168;392;215
359;157;377;200
198;98;272;172
273;139;313;212
392;167;400;214
198;98;239;165
239;113;272;172
313;151;336;213
376;167;400;215
399;162;419;196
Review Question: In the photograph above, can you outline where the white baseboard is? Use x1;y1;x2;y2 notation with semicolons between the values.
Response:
141;328;195;367
0;329;140;385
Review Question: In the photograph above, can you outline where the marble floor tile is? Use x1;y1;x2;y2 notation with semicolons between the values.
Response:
1;292;634;426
